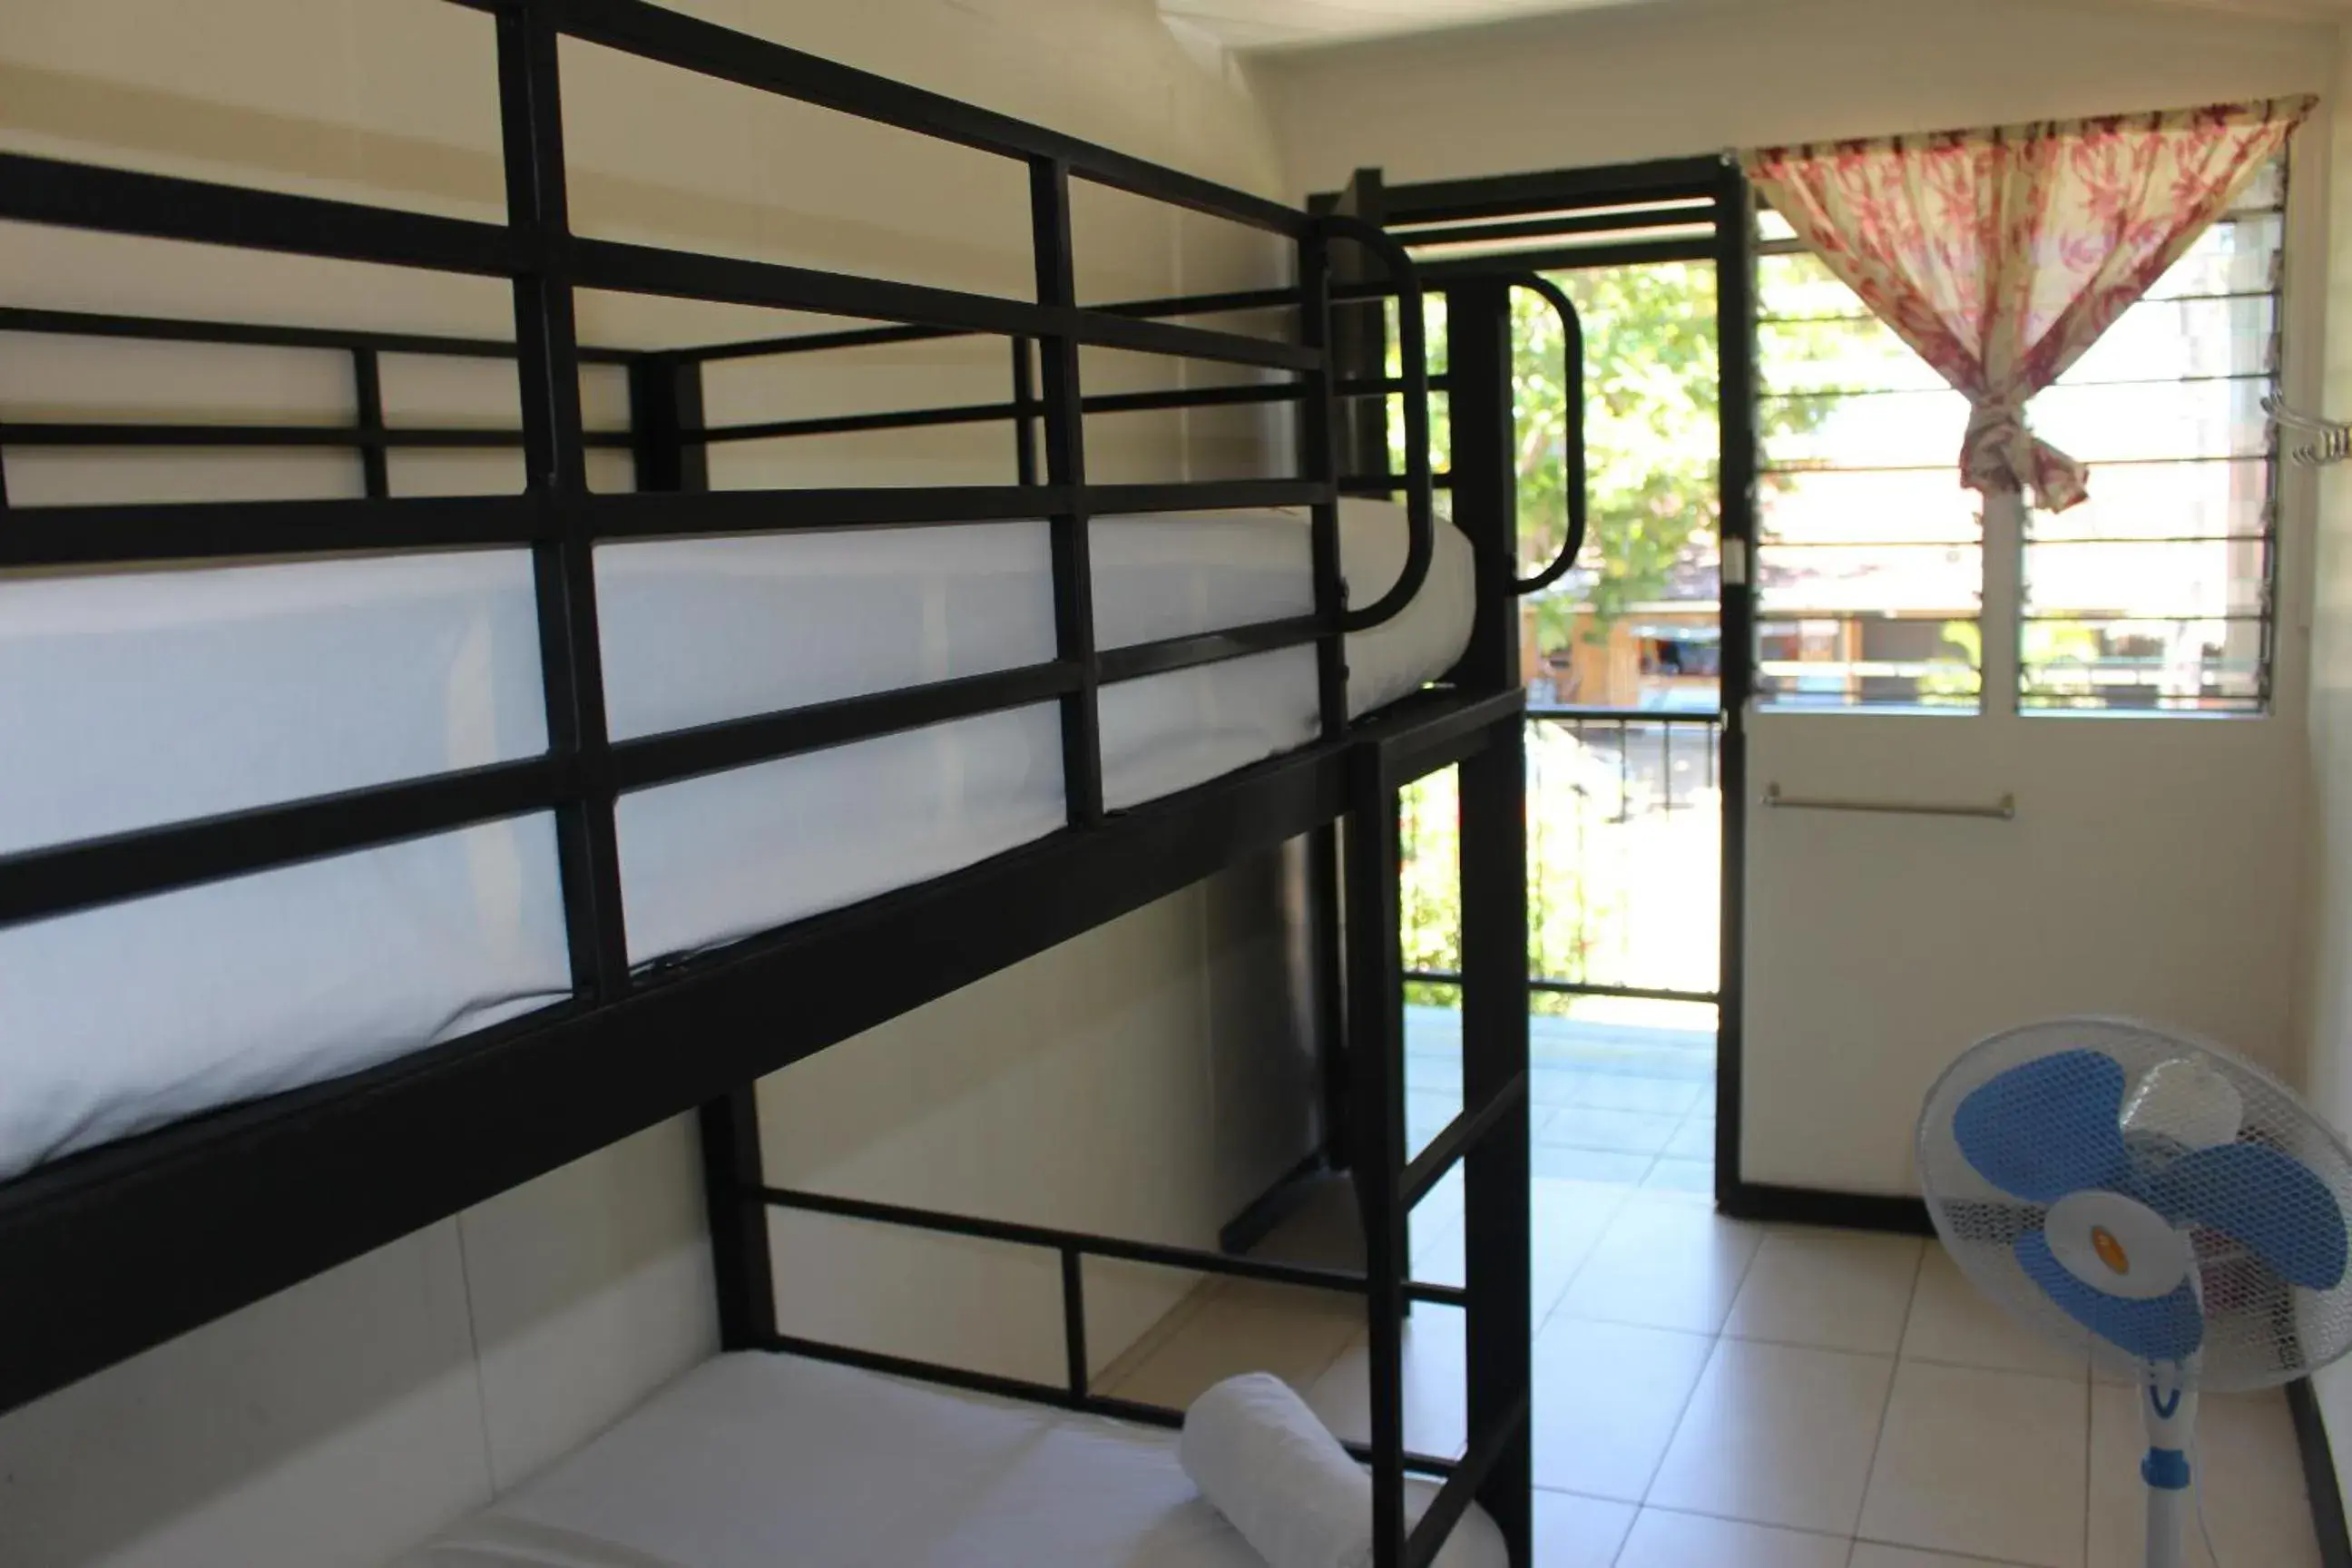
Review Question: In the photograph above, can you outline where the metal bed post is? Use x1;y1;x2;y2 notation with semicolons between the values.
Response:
1446;278;1535;1565
495;1;632;1001
1028;158;1105;827
1298;221;1353;1175
627;346;784;1355
1344;748;1411;1568
1309;169;1387;1174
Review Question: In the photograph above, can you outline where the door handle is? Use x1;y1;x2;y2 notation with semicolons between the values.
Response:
1764;783;2015;820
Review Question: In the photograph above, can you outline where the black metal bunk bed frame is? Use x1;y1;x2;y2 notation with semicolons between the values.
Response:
0;4;1536;1563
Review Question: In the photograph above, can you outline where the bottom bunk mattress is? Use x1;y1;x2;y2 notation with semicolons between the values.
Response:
393;1352;1509;1568
0;501;1472;1179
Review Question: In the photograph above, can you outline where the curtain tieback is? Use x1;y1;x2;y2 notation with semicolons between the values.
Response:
1961;395;2089;513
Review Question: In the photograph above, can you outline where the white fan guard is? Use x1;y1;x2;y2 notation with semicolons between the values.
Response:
1916;1015;2352;1390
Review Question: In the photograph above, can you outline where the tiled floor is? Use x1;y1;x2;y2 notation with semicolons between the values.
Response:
1096;1007;2322;1568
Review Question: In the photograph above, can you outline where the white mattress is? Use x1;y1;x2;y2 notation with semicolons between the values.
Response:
0;500;1472;1178
391;1352;1509;1568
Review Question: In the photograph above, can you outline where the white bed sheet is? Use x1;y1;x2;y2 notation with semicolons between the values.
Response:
0;501;1472;1178
391;1352;1509;1568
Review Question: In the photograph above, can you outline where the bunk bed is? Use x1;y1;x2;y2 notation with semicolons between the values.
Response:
0;5;1543;1565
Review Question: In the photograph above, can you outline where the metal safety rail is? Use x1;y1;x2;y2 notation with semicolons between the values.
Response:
0;0;1475;1425
0;8;1544;1566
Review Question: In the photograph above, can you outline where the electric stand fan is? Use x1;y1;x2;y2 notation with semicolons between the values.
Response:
1917;1017;2352;1568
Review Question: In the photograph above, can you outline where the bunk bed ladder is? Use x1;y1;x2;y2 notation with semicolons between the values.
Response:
1344;270;1535;1567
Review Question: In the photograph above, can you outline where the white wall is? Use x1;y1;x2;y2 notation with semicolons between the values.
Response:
2299;13;2352;1519
1257;0;2337;196
0;2;1308;1563
1260;0;2337;1195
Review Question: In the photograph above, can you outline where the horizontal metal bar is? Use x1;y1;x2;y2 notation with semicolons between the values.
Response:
1098;615;1322;686
0;304;639;365
692;380;1301;445
550;0;1308;236
0;723;1377;1416
1088;478;1330;514
674;286;1301;364
1401;1071;1525;1210
572;237;1318;371
1405;969;1720;1005
0;151;517;276
609;662;1080;790
1406;1391;1530;1568
581;483;1066;538
1401;204;1713;250
1368;688;1524;790
1416;237;1718;278
761;1184;1373;1297
0;421;631;450
764;1336;1460;1475
1340;472;1455;494
1764;782;2015;820
1406;1279;1469;1308
1526;705;1724;725
0;493;547;567
0;756;571;927
1369;156;1726;225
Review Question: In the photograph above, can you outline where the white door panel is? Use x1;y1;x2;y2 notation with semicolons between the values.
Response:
1742;710;2302;1195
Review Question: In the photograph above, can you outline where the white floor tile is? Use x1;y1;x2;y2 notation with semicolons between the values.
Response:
1901;1249;2089;1381
2085;1383;2318;1568
1303;1305;1468;1458
1648;1338;1895;1535
1529;1316;1715;1501
1530;1179;1637;1317
1614;1507;1849;1568
1550;1194;1763;1335
1850;1547;2037;1567
1095;1278;1358;1410
1539;1104;1684;1155
1569;1075;1709;1116
1663;1117;1717;1160
1532;1488;1638;1568
1858;1359;2087;1568
1726;1230;1923;1356
1530;1066;1591;1106
1640;1158;1716;1200
1533;1147;1657;1184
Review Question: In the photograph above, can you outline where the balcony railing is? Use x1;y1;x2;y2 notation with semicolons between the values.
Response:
1402;705;1722;1007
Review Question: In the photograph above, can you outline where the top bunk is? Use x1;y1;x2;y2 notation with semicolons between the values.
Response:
0;0;1526;1416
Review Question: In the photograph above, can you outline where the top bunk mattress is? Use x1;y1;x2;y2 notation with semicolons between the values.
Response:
0;501;1473;1180
392;1351;1507;1568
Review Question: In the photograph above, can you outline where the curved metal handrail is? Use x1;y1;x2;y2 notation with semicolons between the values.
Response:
1315;213;1435;632
1505;272;1588;595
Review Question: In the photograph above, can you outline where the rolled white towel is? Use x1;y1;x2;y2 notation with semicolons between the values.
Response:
1180;1371;1373;1568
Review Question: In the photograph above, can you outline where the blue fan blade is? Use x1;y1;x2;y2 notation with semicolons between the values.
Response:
1953;1050;2131;1203
2016;1230;2203;1362
2145;1142;2348;1290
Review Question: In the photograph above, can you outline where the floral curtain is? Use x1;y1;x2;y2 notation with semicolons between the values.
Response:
1743;97;2311;511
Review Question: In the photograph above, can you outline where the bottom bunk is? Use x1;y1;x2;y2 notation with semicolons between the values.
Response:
395;1351;1509;1568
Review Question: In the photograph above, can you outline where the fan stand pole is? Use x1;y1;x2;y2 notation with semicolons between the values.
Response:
2139;1362;2198;1568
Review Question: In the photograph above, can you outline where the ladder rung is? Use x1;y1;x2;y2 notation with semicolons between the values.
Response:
1400;1070;1527;1209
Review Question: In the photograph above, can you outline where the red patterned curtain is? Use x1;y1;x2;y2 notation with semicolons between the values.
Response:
1744;97;2311;511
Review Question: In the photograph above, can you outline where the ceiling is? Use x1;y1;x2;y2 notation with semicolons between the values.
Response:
1161;0;2349;51
1159;0;1651;52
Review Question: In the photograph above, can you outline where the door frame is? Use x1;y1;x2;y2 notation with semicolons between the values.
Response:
1321;155;1829;1220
